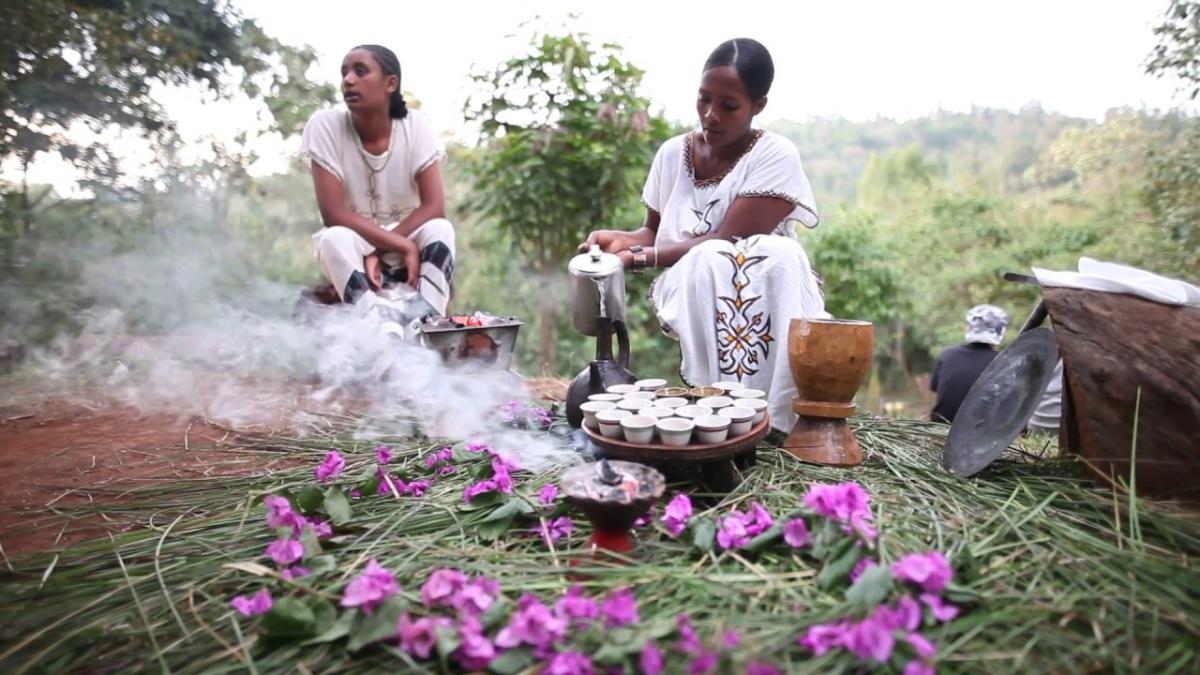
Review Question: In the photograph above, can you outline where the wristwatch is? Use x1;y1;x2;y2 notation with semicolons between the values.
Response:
629;245;647;274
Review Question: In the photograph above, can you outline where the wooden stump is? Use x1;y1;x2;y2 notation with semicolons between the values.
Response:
1043;287;1200;500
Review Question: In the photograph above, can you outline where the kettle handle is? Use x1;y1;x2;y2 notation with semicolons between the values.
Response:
614;319;631;369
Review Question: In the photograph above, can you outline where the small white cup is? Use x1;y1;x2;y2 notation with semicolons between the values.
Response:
606;384;639;395
617;398;652;412
693;414;730;444
733;398;769;424
624;390;657;401
697;396;733;411
719;406;755;436
635;378;668;391
656;417;695;446
620;415;656;444
729;388;766;400
675;404;713;420
712;381;744;393
596;409;631;438
641;406;674;419
580;400;616;429
656;397;689;409
587;393;623;403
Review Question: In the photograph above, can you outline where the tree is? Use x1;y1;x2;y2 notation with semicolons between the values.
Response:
1147;0;1200;99
462;26;669;370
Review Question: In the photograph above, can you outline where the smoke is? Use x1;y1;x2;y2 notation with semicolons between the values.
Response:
1;185;579;472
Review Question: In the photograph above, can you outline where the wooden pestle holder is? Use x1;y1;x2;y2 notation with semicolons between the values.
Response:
783;318;874;466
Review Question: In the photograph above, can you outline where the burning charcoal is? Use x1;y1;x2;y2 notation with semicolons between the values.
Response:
597;459;623;486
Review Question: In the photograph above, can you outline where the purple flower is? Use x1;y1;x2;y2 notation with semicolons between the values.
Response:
745;662;782;675
397;613;447;660
280;566;309;581
454;577;500;616
873;596;922;633
230;588;273;617
264;496;297;529
350;489;361;499
722;629;740;649
803;482;877;540
466;439;489;453
849;557;876;583
634;506;656;528
536;517;575;546
600;587;639;628
746;502;773;536
492;453;520;475
314;450;345;483
554;584;599;627
404;479;431;497
799;622;851;656
689;651;718;675
640;642;664;675
920;593;960;622
453;617;496;671
375;445;392;465
662;494;692;537
903;662;936;675
494;468;514;494
437;465;456;476
905;632;937;659
783;518;809;547
495;593;567;650
676;614;702;655
539;484;559;506
340;559;399;614
542;651;594;675
845;616;895;662
464;479;498;503
716;513;750;550
378;474;404;496
892;552;953;593
305;517;333;539
421;568;467;608
265;538;303;566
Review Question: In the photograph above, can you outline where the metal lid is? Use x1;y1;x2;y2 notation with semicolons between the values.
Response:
568;244;623;278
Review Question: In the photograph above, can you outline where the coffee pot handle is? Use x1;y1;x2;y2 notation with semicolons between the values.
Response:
613;319;630;369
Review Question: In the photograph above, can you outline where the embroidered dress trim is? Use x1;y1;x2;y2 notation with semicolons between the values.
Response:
684;129;765;189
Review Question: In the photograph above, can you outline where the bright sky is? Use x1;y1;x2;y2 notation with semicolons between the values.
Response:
13;0;1191;189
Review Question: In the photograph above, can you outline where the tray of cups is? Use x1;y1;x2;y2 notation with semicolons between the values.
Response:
578;379;771;463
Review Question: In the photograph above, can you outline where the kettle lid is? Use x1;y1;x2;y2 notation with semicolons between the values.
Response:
568;244;623;278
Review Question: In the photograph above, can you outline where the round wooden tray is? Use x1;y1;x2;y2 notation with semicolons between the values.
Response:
582;414;771;463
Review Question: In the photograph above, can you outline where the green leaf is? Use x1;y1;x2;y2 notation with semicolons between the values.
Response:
481;597;511;632
460;490;503;511
846;565;893;609
296;484;324;514
435;621;462;658
301;608;354;645
817;539;862;589
299;523;322;559
310;598;337;636
476;512;517;540
347;596;407;652
261;597;316;639
323;486;352;524
489;648;534;674
743;522;785;554
692;518;716;552
305;554;337;576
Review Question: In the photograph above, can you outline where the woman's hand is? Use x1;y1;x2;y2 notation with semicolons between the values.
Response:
579;230;639;254
400;239;421;289
364;253;383;290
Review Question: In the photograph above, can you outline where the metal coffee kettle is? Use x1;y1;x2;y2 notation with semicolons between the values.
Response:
565;245;636;427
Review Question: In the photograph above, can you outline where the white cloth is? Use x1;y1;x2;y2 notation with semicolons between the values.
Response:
1028;359;1063;431
1032;257;1200;307
300;108;446;225
644;130;827;433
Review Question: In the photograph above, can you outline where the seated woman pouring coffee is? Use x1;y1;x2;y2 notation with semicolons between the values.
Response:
580;38;827;433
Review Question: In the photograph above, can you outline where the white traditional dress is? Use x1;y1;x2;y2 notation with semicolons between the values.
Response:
644;129;828;432
300;108;455;314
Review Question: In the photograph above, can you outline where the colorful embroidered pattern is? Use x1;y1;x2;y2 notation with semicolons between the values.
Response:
715;243;772;378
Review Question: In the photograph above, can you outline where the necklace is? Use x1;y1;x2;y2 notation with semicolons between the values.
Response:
348;113;396;220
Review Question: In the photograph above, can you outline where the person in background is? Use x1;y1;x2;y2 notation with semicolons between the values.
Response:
929;305;1010;424
301;44;455;316
578;38;826;433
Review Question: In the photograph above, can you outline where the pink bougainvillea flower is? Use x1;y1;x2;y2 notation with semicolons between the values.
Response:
535;517;575;546
892;552;953;593
314;450;345;483
378;473;405;496
453;576;500;616
494;469;514;494
495;593;567;650
920;593;960;622
874;595;922;633
689;650;718;675
662;494;693;537
464;479;498;503
375;445;392;465
304;517;333;539
492;453;520;475
803;482;877;540
722;629;740;649
466;438;489;453
453;617;497;671
905;632;937;659
542;651;595;675
405;479;431;497
538;484;559;506
280;566;309;581
554;584;599;627
640;642;664;675
421;568;467;608
746;502;774;536
798;622;851;656
676;614;702;655
396;613;449;660
745;662;782;675
783;518;809;548
265;538;303;566
264;495;298;530
845;616;896;663
230;588;273;617
903;662;936;675
436;465;455;476
340;559;399;614
716;513;751;550
600;587;639;628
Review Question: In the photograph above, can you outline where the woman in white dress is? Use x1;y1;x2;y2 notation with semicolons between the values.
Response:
301;45;455;315
581;38;827;432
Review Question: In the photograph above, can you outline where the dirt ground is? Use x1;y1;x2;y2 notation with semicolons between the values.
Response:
0;377;568;559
